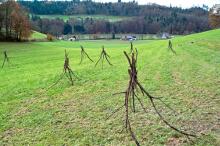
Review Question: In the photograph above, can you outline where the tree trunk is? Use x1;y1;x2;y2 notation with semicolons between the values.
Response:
5;4;9;39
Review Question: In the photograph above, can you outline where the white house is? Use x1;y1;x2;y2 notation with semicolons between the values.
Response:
68;37;76;41
161;33;171;39
68;36;77;41
121;35;136;41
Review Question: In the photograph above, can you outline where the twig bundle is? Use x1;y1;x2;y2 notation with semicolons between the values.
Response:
79;45;93;64
48;50;78;89
2;51;9;68
108;50;196;146
129;42;134;54
95;46;113;68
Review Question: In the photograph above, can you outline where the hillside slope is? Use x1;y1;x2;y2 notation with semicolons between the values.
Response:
30;31;47;40
0;29;219;145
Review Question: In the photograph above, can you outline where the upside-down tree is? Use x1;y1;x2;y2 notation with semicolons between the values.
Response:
48;50;78;89
108;49;196;146
95;46;113;68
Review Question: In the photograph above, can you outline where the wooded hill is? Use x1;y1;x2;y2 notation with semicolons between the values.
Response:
19;1;210;35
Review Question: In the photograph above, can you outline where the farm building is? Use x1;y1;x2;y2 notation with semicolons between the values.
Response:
161;33;171;39
67;36;77;41
121;35;137;41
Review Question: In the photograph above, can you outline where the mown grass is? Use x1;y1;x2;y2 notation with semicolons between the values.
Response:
37;14;131;22
0;29;220;145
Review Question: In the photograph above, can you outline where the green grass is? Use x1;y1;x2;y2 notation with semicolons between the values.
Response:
37;14;131;22
30;31;47;40
0;29;220;145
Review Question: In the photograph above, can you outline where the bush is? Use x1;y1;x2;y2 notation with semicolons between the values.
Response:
47;34;54;41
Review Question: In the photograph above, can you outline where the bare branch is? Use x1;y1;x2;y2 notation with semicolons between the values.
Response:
95;46;113;68
79;46;94;64
2;51;9;68
106;105;124;120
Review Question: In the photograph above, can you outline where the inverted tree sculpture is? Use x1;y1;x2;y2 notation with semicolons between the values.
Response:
49;50;78;88
95;46;113;68
168;40;176;54
108;50;196;146
79;45;94;64
2;51;9;68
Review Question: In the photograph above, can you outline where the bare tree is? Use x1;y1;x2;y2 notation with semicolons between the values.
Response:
209;13;220;28
0;0;32;40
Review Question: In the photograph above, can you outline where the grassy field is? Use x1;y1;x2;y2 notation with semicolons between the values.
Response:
0;29;220;145
37;14;131;22
30;31;47;40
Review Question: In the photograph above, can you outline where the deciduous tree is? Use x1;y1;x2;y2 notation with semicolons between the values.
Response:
209;13;220;28
0;0;32;41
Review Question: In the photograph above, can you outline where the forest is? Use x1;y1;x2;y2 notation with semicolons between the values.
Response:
19;0;210;35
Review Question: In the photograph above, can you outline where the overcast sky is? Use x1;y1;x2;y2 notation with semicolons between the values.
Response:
93;0;220;8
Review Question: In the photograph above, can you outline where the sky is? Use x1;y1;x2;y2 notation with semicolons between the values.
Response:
93;0;220;8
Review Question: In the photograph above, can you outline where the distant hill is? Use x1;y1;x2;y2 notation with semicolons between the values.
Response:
19;1;211;35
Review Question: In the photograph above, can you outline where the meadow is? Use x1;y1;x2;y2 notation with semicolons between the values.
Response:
0;29;219;145
37;14;131;22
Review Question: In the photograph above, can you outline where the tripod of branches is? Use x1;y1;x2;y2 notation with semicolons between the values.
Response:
129;42;134;54
168;40;176;54
108;50;196;146
48;50;78;89
95;46;113;68
2;51;9;68
79;46;94;64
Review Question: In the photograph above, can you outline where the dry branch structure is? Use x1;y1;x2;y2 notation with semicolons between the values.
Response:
108;50;196;146
49;50;78;88
79;45;94;64
95;46;113;68
129;42;134;54
2;51;9;68
168;40;176;54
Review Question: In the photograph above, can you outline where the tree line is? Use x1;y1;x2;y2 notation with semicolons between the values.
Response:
30;14;209;36
0;0;32;41
19;0;208;17
24;0;211;35
1;0;218;41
